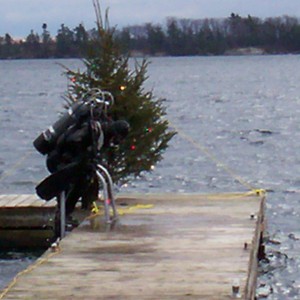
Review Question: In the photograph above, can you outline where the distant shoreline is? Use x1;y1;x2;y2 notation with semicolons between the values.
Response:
0;49;298;61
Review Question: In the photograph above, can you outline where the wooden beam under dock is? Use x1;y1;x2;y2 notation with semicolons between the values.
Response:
0;192;265;300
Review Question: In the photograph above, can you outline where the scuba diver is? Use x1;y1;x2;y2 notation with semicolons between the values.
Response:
33;89;129;226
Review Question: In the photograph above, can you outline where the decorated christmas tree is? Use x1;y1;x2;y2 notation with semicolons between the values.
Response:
63;1;176;184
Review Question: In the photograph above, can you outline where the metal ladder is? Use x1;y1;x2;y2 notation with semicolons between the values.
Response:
58;164;117;238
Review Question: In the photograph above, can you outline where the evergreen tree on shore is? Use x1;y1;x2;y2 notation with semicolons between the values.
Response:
1;12;300;58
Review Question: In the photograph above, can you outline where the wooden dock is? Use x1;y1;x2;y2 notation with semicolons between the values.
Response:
0;194;56;249
0;192;265;300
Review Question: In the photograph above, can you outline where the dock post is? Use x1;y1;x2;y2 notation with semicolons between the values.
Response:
59;191;66;238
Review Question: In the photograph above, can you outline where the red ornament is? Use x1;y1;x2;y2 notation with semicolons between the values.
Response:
130;145;136;150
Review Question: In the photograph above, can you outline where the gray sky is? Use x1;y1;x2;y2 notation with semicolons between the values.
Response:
2;0;300;38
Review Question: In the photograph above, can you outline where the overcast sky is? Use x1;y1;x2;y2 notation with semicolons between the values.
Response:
2;0;300;38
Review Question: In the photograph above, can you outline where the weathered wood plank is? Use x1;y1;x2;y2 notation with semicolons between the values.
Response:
245;195;266;299
0;206;56;228
0;192;264;300
43;199;57;207
29;198;50;207
0;195;19;206
0;195;56;208
5;194;33;207
16;195;39;207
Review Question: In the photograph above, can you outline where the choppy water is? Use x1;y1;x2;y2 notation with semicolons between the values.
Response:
1;56;300;298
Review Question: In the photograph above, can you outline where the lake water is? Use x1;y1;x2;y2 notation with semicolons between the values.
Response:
1;55;300;298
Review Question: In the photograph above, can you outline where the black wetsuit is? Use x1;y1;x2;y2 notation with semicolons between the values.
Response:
46;119;103;215
35;110;129;217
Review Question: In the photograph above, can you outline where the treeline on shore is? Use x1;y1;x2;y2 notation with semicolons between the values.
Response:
2;13;300;59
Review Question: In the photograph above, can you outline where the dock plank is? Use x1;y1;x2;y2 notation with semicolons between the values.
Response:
29;198;51;207
43;199;57;207
17;195;43;207
0;195;19;207
5;194;33;207
0;195;56;208
1;193;265;300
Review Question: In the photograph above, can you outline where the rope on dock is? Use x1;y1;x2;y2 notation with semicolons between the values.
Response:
0;203;156;298
88;202;155;220
88;189;266;220
170;122;266;195
0;246;61;300
0;122;265;197
0;151;34;182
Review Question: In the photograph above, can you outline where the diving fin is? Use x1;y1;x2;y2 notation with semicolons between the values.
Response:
36;162;83;200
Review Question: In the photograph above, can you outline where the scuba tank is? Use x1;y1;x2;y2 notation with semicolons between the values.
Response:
33;88;115;155
33;101;90;155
